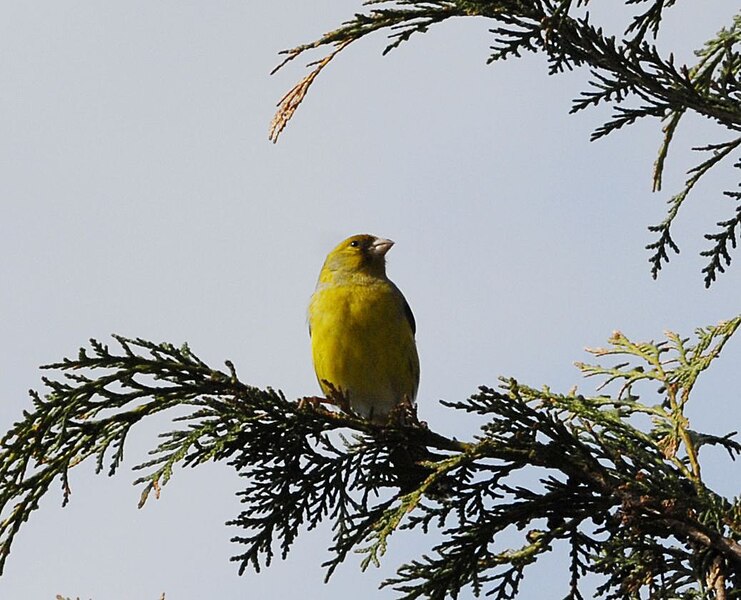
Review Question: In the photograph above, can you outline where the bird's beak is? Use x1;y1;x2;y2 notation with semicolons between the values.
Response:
370;237;394;256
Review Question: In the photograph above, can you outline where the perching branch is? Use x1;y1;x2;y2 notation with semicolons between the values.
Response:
2;318;741;598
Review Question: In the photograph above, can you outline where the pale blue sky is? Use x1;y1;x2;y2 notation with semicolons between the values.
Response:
1;3;739;599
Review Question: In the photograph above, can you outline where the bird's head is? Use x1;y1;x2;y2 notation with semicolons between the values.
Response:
319;234;394;282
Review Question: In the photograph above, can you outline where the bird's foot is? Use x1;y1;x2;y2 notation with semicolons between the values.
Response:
388;394;426;428
297;395;331;412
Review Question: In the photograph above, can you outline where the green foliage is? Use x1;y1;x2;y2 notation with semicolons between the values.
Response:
269;1;741;285
1;317;741;598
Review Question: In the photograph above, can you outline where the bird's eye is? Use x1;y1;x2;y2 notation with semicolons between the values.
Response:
349;240;359;247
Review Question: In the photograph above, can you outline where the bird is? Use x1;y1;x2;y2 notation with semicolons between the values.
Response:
308;234;420;424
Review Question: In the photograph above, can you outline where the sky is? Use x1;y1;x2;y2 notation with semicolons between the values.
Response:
1;2;739;599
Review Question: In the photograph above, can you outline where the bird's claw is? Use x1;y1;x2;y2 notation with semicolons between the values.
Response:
297;395;330;412
387;394;424;428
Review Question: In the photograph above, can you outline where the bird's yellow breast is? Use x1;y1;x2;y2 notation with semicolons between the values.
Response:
308;279;419;422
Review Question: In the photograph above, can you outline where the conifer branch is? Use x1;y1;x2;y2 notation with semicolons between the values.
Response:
648;138;741;282
701;158;741;287
270;2;741;284
1;319;740;597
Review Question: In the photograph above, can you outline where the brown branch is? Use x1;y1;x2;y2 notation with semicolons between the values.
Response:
662;517;741;567
269;41;350;143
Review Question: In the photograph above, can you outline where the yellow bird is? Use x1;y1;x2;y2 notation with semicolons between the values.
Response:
308;234;420;424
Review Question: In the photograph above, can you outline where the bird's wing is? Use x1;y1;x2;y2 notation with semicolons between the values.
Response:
394;284;416;335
